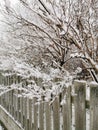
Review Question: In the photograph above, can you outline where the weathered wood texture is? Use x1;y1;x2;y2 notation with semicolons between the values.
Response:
45;101;51;130
39;101;44;130
74;80;86;130
62;86;71;130
90;82;98;130
53;96;60;130
0;81;98;130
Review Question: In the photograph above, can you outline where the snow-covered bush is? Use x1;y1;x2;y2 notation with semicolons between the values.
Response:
0;0;98;84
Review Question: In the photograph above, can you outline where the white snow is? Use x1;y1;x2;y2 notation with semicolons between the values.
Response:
0;125;4;130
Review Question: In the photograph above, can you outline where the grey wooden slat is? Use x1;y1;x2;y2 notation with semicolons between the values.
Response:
74;80;86;130
90;82;98;130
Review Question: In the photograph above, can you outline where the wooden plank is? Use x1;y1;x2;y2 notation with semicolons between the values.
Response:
17;90;21;122
45;101;51;130
7;92;9;111
17;96;20;122
53;96;60;130
71;95;90;109
2;76;4;85
4;76;7;86
90;82;98;130
4;93;6;108
7;75;10;86
23;96;26;129
29;98;32;130
74;80;86;130
15;90;18;121
5;93;7;109
25;97;32;130
24;97;28;130
26;97;30;130
2;94;5;108
33;97;38;130
9;90;12;114
39;101;44;130
62;86;71;130
13;93;16;119
20;96;24;128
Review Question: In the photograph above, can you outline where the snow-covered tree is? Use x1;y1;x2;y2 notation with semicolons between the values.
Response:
0;0;98;82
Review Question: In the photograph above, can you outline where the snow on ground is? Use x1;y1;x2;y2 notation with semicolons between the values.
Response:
0;125;4;130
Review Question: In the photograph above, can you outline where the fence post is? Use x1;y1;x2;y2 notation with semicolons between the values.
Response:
13;91;16;119
33;97;38;130
7;75;9;86
6;91;9;111
25;97;29;130
4;92;7;109
1;95;3;106
90;82;98;130
29;98;32;130
39;101;44;130
15;90;18;120
20;96;24;127
17;90;21;122
23;97;27;129
53;96;60;130
62;86;71;130
2;76;4;85
4;76;6;86
10;90;13;115
17;96;20;122
74;80;86;130
45;101;51;130
2;93;5;108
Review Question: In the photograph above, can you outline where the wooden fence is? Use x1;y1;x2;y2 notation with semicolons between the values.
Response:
0;71;41;87
0;71;21;85
0;80;98;130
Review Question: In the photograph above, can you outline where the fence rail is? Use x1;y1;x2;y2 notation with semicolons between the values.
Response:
0;80;98;130
0;71;41;88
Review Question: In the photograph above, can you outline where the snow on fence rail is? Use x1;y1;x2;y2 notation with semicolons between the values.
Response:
0;71;30;87
0;71;21;86
0;71;43;87
0;80;98;130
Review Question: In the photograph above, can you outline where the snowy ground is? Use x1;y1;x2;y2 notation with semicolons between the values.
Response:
0;125;4;130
